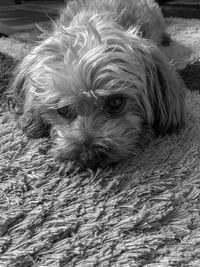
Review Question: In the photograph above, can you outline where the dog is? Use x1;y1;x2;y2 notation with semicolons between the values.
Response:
11;0;185;169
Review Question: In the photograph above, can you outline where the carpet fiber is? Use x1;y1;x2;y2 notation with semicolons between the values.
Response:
1;18;200;267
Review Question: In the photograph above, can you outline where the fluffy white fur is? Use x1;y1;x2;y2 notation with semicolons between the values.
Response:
11;0;185;168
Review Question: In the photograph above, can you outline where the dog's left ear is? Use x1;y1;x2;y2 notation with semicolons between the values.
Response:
139;40;185;136
8;52;49;138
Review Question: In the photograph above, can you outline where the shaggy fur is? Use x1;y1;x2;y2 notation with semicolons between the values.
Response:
11;0;185;168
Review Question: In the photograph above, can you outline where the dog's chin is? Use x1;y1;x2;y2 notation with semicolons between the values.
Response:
53;149;116;169
50;124;145;169
51;143;133;170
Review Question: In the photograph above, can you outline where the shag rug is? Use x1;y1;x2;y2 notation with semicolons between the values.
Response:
1;17;200;267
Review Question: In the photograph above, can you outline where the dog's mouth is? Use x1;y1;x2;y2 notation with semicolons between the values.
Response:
75;148;111;169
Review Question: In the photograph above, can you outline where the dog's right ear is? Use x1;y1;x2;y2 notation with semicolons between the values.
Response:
9;52;49;138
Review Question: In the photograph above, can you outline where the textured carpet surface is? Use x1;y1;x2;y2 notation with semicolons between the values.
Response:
0;18;200;267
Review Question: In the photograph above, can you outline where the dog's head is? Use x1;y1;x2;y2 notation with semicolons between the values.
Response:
11;16;185;168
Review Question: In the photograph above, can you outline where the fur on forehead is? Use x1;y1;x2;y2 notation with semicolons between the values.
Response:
25;15;154;108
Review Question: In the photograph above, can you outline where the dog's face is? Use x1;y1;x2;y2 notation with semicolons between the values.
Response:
12;17;185;169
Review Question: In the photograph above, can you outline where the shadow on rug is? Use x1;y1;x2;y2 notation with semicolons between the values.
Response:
180;60;200;91
0;17;200;267
0;53;16;109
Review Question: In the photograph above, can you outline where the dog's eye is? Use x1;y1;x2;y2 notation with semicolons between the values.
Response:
105;96;126;115
57;106;76;120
